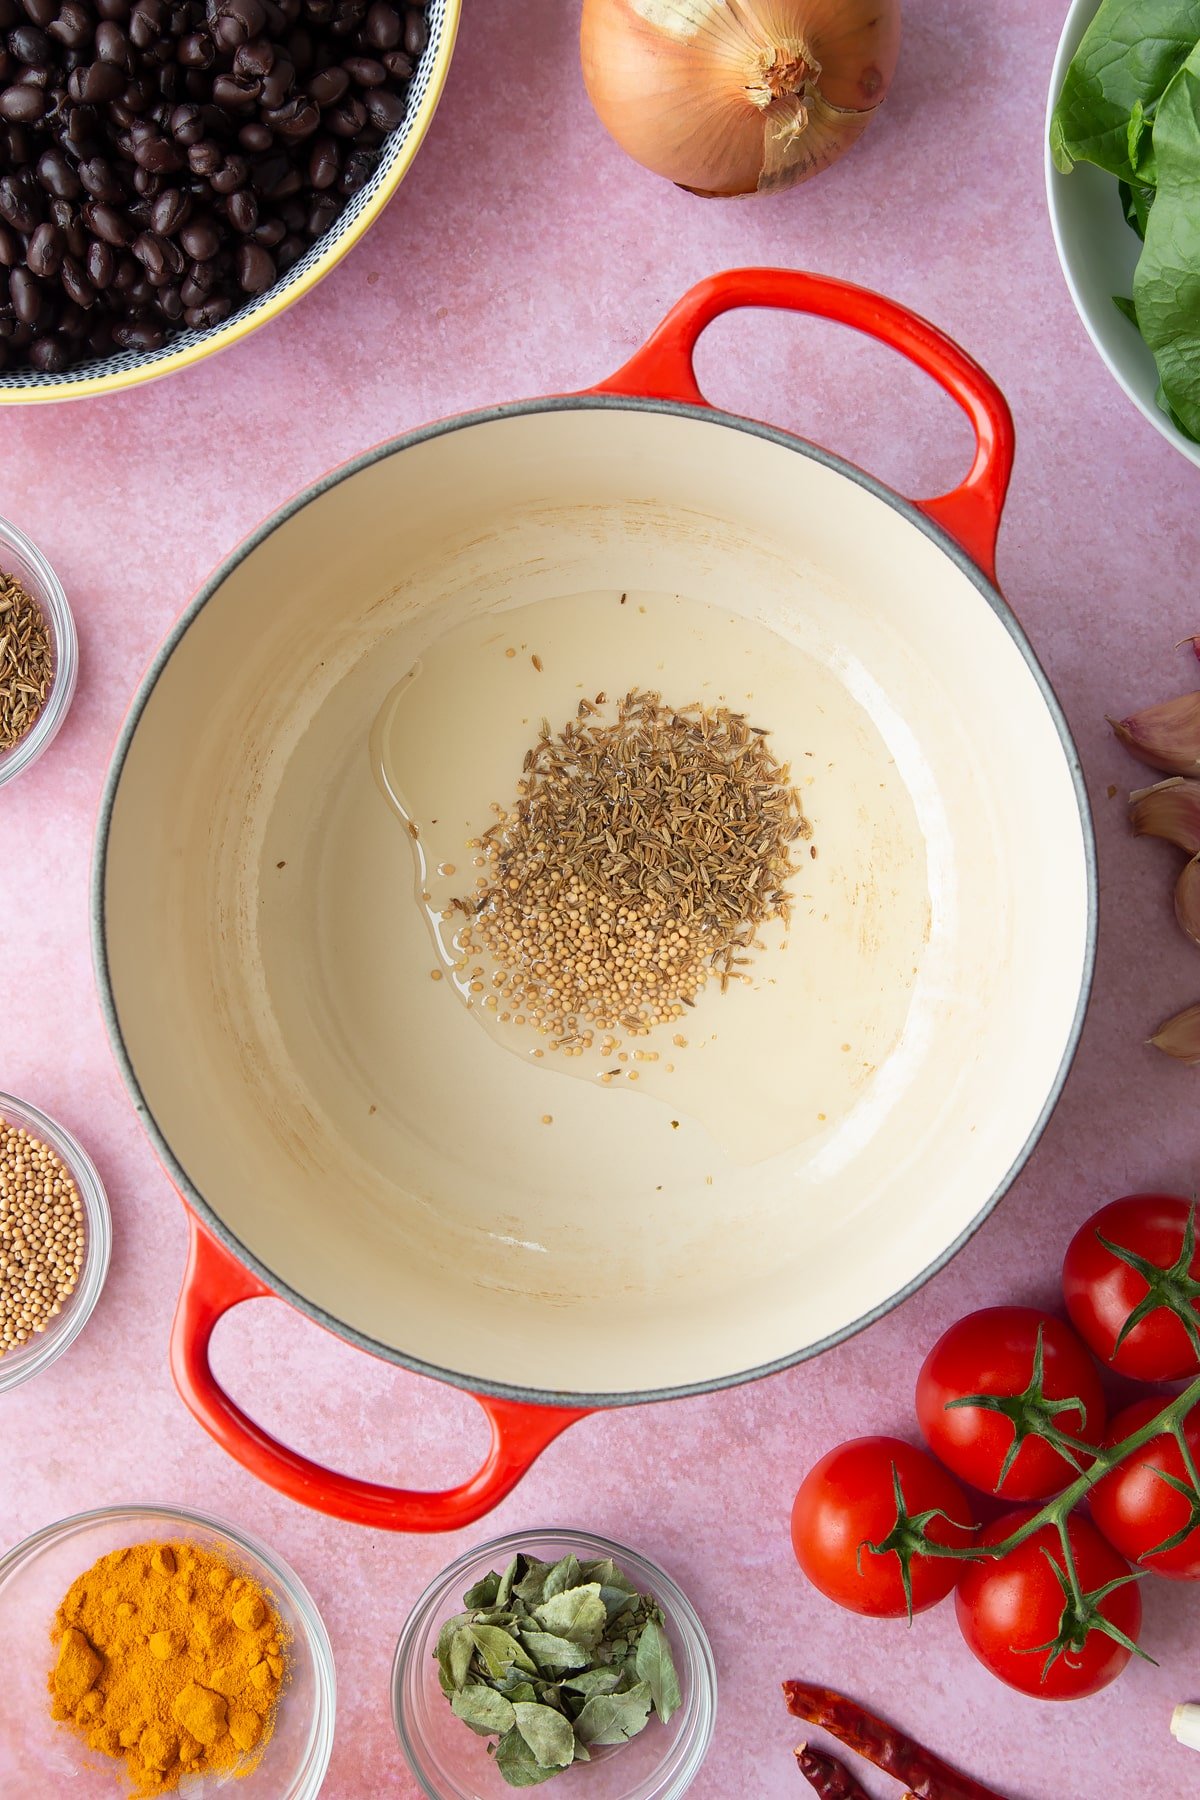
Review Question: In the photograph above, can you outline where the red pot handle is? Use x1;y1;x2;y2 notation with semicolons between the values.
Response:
588;267;1015;586
171;1214;591;1531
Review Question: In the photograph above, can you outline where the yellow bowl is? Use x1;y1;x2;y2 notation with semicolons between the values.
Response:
0;0;460;406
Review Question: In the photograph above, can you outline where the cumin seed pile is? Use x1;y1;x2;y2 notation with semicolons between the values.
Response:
450;688;810;1052
0;571;53;753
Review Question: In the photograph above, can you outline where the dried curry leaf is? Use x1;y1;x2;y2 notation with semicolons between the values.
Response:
512;1702;575;1770
451;1687;517;1737
573;1682;654;1746
635;1618;682;1724
519;1630;594;1672
533;1585;607;1647
493;1727;561;1788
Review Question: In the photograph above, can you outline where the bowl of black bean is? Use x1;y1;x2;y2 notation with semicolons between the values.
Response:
0;0;457;398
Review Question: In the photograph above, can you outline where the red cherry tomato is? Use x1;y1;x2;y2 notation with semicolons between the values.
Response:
1090;1398;1200;1579
915;1306;1106;1501
955;1510;1141;1700
1063;1194;1200;1381
791;1436;976;1618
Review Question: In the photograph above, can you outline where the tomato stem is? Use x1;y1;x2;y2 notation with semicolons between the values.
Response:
913;1374;1200;1564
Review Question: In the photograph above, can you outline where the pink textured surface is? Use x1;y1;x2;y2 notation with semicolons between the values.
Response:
3;1;1199;1795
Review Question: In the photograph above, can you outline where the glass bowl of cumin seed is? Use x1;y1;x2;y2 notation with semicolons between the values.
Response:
0;515;78;790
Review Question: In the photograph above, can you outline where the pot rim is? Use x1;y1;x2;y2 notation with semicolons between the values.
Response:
91;392;1099;1409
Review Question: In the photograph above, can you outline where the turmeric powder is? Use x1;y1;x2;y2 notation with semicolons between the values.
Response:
48;1539;287;1795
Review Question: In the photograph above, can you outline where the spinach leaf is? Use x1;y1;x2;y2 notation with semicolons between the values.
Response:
1133;46;1200;441
1051;0;1198;181
1119;176;1156;238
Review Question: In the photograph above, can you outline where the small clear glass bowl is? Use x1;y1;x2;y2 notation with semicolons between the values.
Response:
0;1091;111;1394
392;1528;716;1800
0;513;78;789
0;1504;336;1796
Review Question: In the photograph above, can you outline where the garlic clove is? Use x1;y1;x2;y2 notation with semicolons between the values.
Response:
1129;777;1200;855
1150;1001;1200;1065
1109;691;1200;774
1179;857;1200;949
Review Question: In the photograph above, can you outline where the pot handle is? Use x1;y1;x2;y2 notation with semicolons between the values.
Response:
588;267;1015;585
170;1215;591;1531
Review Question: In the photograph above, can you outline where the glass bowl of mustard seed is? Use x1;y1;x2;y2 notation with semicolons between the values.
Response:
392;1528;716;1800
0;1091;111;1395
0;513;78;790
0;1503;335;1797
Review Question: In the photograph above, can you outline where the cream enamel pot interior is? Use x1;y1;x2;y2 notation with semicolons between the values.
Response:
94;269;1096;1531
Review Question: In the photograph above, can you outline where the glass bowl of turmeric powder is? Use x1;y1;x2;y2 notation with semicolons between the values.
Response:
0;1504;335;1796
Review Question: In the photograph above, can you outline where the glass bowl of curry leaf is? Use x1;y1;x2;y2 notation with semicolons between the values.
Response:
392;1530;716;1798
1047;0;1200;464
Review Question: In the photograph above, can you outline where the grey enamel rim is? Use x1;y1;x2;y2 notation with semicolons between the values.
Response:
91;394;1099;1411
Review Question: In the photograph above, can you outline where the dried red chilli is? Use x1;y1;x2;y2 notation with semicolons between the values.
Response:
783;1684;1011;1800
795;1743;873;1799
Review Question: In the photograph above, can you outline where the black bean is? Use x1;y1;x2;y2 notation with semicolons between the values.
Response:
155;280;182;318
8;22;51;61
306;192;337;236
236;119;271;150
150;186;188;232
183;293;228;326
127;3;160;48
305;63;346;106
0;171;39;229
64;100;98;143
209;151;247;191
112;315;163;348
0;0;14;28
36;147;80;196
275;228;301;268
267;163;299;196
364;1;400;50
19;0;56;27
226;185;255;230
79;157;124;200
178;270;207;303
60;254;95;305
77;59;125;101
258;53;292;107
178;214;218;258
94;19;128;63
330;0;363;36
338;144;372;192
168;100;203;141
211;71;257;107
248;149;285;192
234;239;272;290
265;95;316;137
58;298;85;334
84;199;132;243
131;164;161;193
363;86;402;132
234;35;272;76
186;137;220;174
343;54;384;86
133;131;180;170
402;6;425;57
94;0;130;17
277;192;304;228
325;94;364;136
29;332;68;369
50;0;93;46
9;265;41;322
85;237;114;286
0;78;47;120
176;30;212;66
26;219;62;274
307;132;336;188
249;212;282;244
0;220;17;262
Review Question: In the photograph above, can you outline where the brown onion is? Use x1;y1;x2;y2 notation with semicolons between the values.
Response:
580;0;902;199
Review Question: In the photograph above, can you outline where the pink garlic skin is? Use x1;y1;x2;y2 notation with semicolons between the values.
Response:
1151;1001;1200;1066
1129;778;1200;856
1179;858;1200;950
1110;690;1200;775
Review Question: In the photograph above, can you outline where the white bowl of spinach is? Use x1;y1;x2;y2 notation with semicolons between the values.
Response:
1047;0;1200;464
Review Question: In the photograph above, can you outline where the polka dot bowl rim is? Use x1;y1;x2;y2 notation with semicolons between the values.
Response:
0;0;460;406
0;1502;336;1796
0;1091;111;1394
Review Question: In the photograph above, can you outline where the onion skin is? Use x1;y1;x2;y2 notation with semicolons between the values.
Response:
580;0;902;199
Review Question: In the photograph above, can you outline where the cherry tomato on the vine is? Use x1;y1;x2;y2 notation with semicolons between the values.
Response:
791;1436;976;1618
915;1306;1106;1501
1063;1194;1200;1381
955;1510;1142;1700
1090;1398;1200;1579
